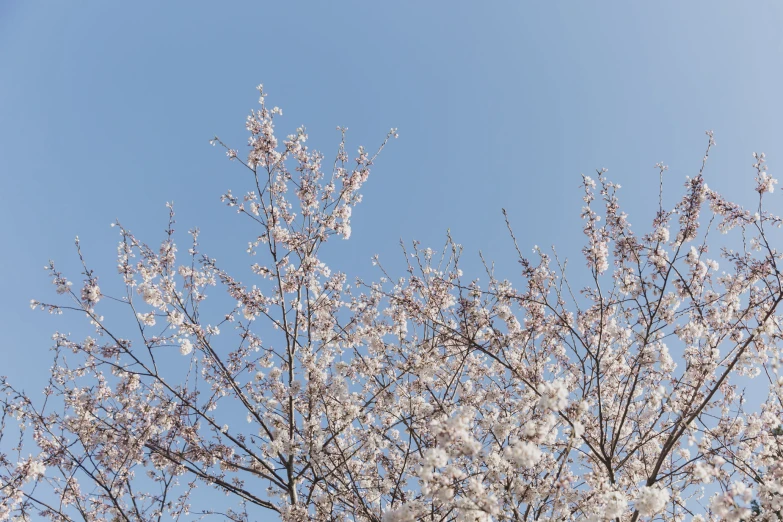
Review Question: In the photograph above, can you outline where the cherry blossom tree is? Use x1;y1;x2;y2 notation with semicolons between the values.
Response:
2;85;783;522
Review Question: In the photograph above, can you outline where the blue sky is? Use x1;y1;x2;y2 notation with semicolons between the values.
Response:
1;1;783;515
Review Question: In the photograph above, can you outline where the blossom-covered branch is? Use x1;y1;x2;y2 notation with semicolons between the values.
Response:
2;86;783;522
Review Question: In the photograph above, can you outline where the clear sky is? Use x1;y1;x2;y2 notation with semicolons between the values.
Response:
2;1;783;516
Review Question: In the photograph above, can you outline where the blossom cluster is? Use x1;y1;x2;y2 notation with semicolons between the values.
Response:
3;91;783;522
